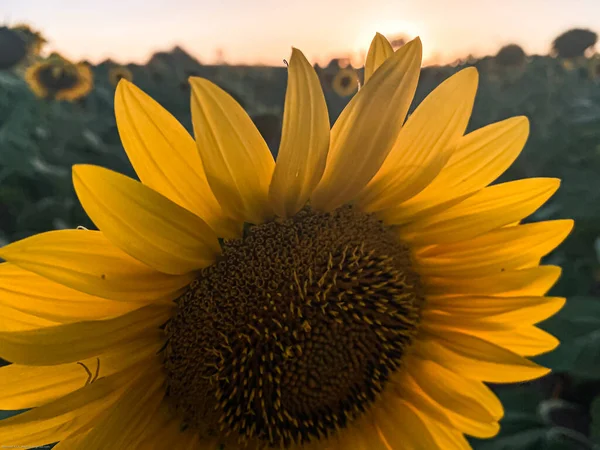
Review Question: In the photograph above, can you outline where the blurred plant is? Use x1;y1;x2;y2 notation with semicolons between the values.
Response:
0;26;28;70
12;23;47;56
332;67;358;97
552;28;598;58
252;113;281;154
495;43;527;67
25;56;94;101
588;55;600;80
108;65;133;86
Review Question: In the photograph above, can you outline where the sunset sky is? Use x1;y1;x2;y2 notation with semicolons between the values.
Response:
4;0;600;66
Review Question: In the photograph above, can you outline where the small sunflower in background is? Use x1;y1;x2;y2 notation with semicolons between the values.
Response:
0;33;572;449
108;65;133;86
0;26;28;70
332;66;359;96
25;56;93;101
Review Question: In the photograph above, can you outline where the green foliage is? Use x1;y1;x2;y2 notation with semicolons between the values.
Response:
0;26;28;70
536;298;600;378
553;28;598;59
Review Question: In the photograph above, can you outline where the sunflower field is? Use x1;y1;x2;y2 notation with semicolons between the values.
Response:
1;23;600;449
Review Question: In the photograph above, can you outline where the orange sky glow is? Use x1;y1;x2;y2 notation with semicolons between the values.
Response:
3;0;600;67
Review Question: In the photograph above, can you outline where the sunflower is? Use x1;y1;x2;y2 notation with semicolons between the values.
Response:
0;33;571;449
25;57;93;101
332;67;358;96
108;65;134;86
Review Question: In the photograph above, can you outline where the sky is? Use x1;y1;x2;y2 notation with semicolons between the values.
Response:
3;0;600;66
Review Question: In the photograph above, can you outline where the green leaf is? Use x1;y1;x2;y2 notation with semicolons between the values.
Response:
591;395;600;445
536;297;600;378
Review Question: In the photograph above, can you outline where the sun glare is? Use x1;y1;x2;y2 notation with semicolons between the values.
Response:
354;20;431;63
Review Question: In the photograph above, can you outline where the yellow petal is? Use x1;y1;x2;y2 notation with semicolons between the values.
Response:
419;417;473;450
382;116;529;225
73;164;220;275
78;366;165;450
269;48;330;218
0;335;162;409
0;230;194;302
134;403;203;449
0;365;133;448
115;80;239;238
415;332;550;382
52;430;90;449
424;265;562;297
0;263;142;323
404;357;503;421
375;398;439;449
310;38;422;211
364;33;394;84
359;67;478;213
0;304;58;331
0;304;168;365
190;77;275;224
415;220;574;277
334;417;389;450
394;367;500;438
426;295;566;325
466;326;559;357
400;178;561;245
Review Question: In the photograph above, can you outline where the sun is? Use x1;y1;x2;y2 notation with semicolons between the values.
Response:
354;20;431;59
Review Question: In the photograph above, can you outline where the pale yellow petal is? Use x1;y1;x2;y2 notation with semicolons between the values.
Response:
359;67;478;213
375;397;440;449
269;48;330;218
0;366;133;448
382;116;529;225
466;326;559;357
0;263;143;323
190;77;275;224
134;403;203;449
415;333;550;382
0;230;194;303
364;32;394;83
0;304;59;331
78;365;165;450
0;335;161;410
399;178;560;245
334;414;390;450
0;304;169;365
404;357;503;420
394;367;500;438
115;80;240;238
415;220;574;277
310;38;422;211
426;295;566;325
52;430;90;449
73;164;220;275
424;265;562;297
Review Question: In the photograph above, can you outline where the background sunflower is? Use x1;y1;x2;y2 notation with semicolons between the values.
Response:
25;56;94;101
332;66;359;96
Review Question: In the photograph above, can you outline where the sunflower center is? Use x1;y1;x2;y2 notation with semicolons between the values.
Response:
37;64;79;91
340;75;352;88
163;206;424;448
